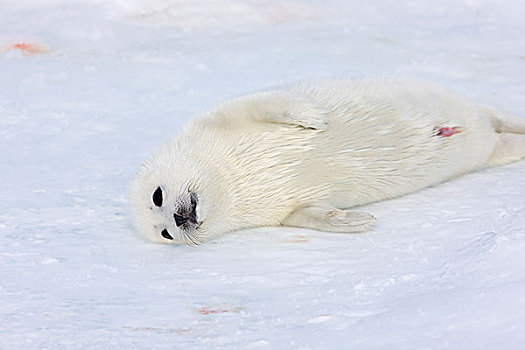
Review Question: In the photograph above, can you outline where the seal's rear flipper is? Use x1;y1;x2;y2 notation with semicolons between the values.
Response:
487;133;525;167
238;90;328;130
282;205;376;233
484;107;525;167
486;107;525;134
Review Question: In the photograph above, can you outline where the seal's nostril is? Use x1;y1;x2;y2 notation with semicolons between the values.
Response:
174;213;187;227
161;229;173;240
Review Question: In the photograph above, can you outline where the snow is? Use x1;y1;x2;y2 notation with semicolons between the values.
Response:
1;0;524;348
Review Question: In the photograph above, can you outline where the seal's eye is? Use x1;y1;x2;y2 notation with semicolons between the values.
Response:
161;229;173;240
152;187;163;207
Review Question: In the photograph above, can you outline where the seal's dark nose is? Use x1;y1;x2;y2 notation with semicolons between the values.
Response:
174;213;187;227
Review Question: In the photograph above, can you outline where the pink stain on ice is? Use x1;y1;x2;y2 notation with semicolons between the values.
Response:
198;305;244;315
199;307;230;315
4;42;50;55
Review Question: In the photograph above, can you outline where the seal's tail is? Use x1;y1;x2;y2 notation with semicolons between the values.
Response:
485;107;525;134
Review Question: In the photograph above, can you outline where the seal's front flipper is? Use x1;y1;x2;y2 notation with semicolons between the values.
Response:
241;90;328;130
282;205;376;233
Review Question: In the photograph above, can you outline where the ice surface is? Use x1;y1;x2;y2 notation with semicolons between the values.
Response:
1;0;524;349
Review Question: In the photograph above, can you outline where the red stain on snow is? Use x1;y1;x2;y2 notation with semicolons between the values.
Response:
198;306;244;315
199;307;230;315
14;43;30;50
290;235;309;243
434;126;464;137
281;234;309;244
4;42;50;55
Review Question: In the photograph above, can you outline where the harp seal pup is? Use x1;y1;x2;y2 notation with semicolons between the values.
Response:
130;78;525;245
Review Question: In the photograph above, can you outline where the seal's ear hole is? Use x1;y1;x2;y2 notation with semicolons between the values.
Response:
161;229;173;240
153;187;163;207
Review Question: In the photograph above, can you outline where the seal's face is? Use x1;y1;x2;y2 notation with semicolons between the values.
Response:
130;164;210;245
150;186;204;244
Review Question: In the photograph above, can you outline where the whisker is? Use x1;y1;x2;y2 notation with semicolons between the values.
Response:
181;230;201;246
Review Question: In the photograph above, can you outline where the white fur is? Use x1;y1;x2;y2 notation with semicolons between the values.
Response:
130;78;525;245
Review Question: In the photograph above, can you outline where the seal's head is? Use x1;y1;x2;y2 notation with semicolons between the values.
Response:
130;142;229;245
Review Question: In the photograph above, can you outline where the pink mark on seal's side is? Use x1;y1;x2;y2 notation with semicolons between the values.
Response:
434;126;464;137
